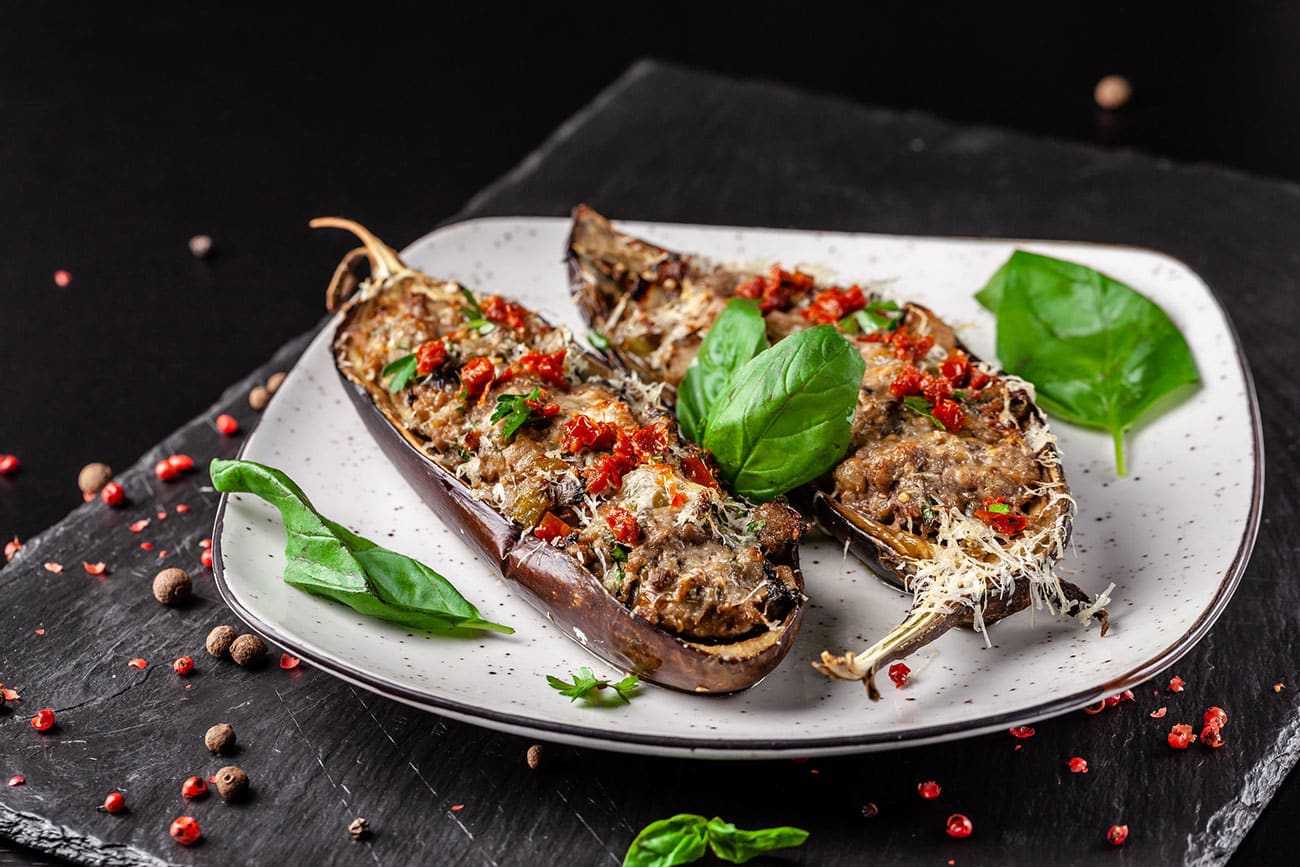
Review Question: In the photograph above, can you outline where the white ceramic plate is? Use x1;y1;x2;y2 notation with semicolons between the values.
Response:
213;217;1262;758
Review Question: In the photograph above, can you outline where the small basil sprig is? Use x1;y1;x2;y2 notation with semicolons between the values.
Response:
677;299;770;443
838;298;901;335
460;287;496;334
491;387;544;440
902;395;945;429
701;325;864;501
976;250;1200;475
381;353;420;393
210;459;511;633
623;814;809;867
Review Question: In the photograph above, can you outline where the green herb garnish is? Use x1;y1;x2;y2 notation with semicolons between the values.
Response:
490;387;544;440
976;250;1200;475
547;667;639;705
902;395;946;430
701;325;864;502
839;298;901;335
588;330;612;351
209;459;511;633
459;287;496;335
622;814;808;867
986;502;1011;514
677;299;769;444
381;353;420;394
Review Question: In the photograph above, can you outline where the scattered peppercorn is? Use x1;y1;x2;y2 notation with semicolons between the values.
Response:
526;744;544;769
214;766;249;802
152;568;192;605
946;814;973;839
101;792;126;814
31;708;55;732
230;634;268;667
348;817;370;840
205;723;237;755
100;481;125;507
860;802;879;818
154;459;179;481
1008;726;1035;739
1107;824;1129;846
77;463;113;495
1094;75;1133;111
1168;675;1186;693
169;816;201;846
1275;683;1286;693
1201;725;1225;749
216;414;239;435
1068;757;1089;774
167;454;194;473
887;661;910;689
1203;707;1228;730
188;235;213;258
267;372;287;394
279;653;300;670
3;537;20;563
249;386;271;411
200;548;213;569
181;775;208;799
0;455;20;475
173;656;195;676
53;270;72;287
206;625;238;658
918;781;941;800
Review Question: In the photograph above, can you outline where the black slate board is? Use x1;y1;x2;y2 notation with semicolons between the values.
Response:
2;60;1297;867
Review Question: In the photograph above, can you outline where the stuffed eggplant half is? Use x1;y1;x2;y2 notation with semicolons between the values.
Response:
314;218;804;694
568;206;1111;698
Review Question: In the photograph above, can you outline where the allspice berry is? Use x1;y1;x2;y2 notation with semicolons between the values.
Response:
204;722;237;755
348;817;370;840
266;372;287;394
152;568;192;605
248;386;271;411
1094;74;1133;110
206;624;238;658
526;744;543;769
214;765;249;802
77;462;113;495
229;634;268;667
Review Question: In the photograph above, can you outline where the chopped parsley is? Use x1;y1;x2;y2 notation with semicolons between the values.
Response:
547;667;640;705
490;387;545;440
459;287;496;335
588;330;611;351
902;395;946;429
381;353;420;393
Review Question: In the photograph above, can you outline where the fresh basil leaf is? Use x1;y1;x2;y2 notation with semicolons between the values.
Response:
623;815;710;867
210;459;511;633
849;299;902;335
705;817;809;864
902;395;945;429
702;325;864;501
381;353;419;393
491;388;543;440
975;250;1200;475
677;299;769;444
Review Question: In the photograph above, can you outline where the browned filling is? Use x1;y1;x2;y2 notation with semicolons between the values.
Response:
338;280;801;643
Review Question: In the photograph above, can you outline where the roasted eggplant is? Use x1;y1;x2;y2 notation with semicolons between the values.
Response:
568;206;1111;698
314;218;805;694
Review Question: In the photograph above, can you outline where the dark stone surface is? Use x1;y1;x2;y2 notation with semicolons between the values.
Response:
3;61;1298;866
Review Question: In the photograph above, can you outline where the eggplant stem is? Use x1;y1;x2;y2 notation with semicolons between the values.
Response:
814;607;963;700
309;217;404;279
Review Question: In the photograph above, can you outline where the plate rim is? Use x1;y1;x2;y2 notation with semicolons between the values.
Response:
211;215;1265;757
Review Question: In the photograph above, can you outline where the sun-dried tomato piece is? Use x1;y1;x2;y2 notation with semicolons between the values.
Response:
604;506;641;545
888;365;923;398
681;455;720;490
458;357;496;399
480;295;529;331
802;285;866;325
932;398;966;432
415;339;447;375
510;349;568;389
534;512;573;544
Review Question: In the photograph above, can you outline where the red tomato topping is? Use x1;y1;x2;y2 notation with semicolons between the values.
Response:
888;662;910;688
920;372;953;405
888;365;923;398
974;499;1027;536
802;284;866;325
523;397;560;417
480;295;530;331
562;415;618;453
604;506;641;545
627;423;669;462
415;339;447;375
458;357;496;399
940;351;970;386
670;491;688;508
1107;825;1129;846
1203;706;1228;729
510;350;568;389
932;398;966;431
864;327;935;363
967;367;992;390
735;264;815;313
534;512;574;544
584;455;634;496
681;455;720;490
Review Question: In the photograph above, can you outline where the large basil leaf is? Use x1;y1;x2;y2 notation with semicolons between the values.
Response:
676;298;769;443
622;815;709;867
704;817;809;864
210;459;511;633
702;325;864;501
975;250;1199;475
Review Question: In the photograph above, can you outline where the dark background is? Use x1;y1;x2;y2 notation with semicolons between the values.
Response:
1;3;1295;863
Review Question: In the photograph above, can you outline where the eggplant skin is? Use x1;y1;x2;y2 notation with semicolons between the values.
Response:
329;269;804;695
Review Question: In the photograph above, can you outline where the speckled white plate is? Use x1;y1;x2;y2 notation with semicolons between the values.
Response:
212;217;1262;758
